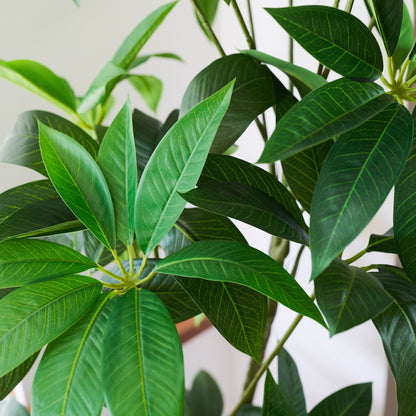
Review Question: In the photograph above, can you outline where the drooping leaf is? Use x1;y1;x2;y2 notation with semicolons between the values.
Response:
32;293;113;416
308;383;372;416
315;258;392;335
135;81;234;256
154;240;326;327
102;289;184;416
266;6;383;80
128;52;182;70
128;75;162;113
310;104;412;279
39;123;116;249
367;228;397;254
0;397;30;416
392;3;413;69
180;54;277;153
0;111;98;176
262;371;288;416
0;60;77;114
0;275;102;376
0;238;96;288
258;78;394;163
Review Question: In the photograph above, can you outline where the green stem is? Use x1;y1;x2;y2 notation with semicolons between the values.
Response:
112;249;129;279
101;281;124;289
96;264;125;282
380;74;393;88
288;0;294;93
127;245;136;275
291;245;305;278
333;0;341;8
135;256;148;279
137;269;156;286
231;0;256;50
345;0;355;13
344;237;393;265
246;0;256;48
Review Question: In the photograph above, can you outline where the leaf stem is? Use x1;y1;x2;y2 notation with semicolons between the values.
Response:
291;245;305;278
112;249;129;279
230;0;256;50
96;264;125;282
344;237;393;265
137;269;156;286
127;245;136;275
246;0;256;48
344;0;355;13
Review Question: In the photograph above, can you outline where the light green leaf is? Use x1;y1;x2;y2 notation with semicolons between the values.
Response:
392;3;413;69
154;240;326;327
128;52;183;71
39;123;116;249
262;371;287;416
310;104;413;278
0;397;29;416
259;78;394;163
32;293;113;416
98;99;137;245
102;289;184;416
128;74;162;113
135;81;234;255
0;60;77;114
0;275;102;376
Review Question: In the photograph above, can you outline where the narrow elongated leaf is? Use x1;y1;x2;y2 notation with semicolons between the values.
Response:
259;78;394;163
135;81;234;255
0;275;102;376
102;289;184;416
98;100;137;245
128;53;183;70
0;238;96;288
315;258;392;335
128;75;162;113
262;371;287;416
32;293;113;416
309;383;372;416
0;397;29;416
310;104;413;279
39;123;116;249
392;4;413;69
154;240;326;326
180;54;277;153
0;60;77;114
266;6;383;80
0;111;98;176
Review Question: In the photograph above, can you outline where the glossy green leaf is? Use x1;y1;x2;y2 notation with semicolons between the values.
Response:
309;383;372;416
281;141;333;212
180;54;277;153
310;104;413;279
0;111;98;176
98;99;137;245
32;293;113;416
259;78;394;163
392;3;413;69
0;60;77;114
0;275;102;376
278;349;307;416
39;123;116;249
368;0;403;56
262;371;287;416
128;75;162;113
102;289;184;416
154;240;326;327
315;258;392;335
266;6;383;80
367;228;397;254
372;271;416;415
0;238;96;288
0;397;29;416
135;81;234;255
241;49;326;97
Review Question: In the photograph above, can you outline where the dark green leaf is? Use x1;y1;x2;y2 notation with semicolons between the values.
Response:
0;275;102;376
0;111;98;176
367;228;397;254
392;3;413;69
310;104;412;279
0;397;29;416
237;405;262;416
39;123;116;249
259;78;394;163
128;75;162;113
262;370;288;416
135;81;234;255
266;6;383;80
309;383;372;416
180;54;277;153
315;258;392;335
154;240;326;327
102;289;184;416
32;293;113;416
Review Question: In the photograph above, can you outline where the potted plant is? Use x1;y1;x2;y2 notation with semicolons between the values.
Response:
0;0;414;414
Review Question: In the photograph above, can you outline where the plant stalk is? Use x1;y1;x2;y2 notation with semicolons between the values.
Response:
230;0;256;50
246;0;256;48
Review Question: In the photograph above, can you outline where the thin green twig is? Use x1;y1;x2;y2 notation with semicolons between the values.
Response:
230;0;256;49
246;0;256;48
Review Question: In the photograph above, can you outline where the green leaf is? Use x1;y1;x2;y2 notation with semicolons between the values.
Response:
281;141;333;212
310;104;413;279
128;75;162;113
262;371;288;416
392;3;413;69
180;54;277;153
39;123;116;249
0;397;30;416
0;110;98;176
315;258;392;335
135;81;234;255
367;228;397;254
259;78;394;163
194;0;219;42
32;293;113;416
368;0;403;56
241;49;326;96
278;349;307;416
237;405;262;416
102;289;184;416
266;6;383;80
0;275;102;376
98;99;137;245
0;238;96;288
372;271;416;415
0;60;77;114
154;240;326;327
83;231;125;267
185;370;223;416
128;52;183;70
309;383;372;416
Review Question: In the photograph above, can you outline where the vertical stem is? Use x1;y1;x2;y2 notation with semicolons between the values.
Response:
288;0;294;93
345;0;355;13
230;0;256;49
246;0;256;47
